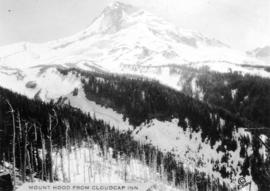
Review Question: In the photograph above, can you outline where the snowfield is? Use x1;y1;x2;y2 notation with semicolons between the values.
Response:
0;1;269;99
0;2;269;88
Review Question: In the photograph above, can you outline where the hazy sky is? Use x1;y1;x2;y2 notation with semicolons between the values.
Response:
0;0;269;51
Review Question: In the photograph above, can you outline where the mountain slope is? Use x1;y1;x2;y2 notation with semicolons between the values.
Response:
1;86;233;191
60;69;269;190
0;2;269;98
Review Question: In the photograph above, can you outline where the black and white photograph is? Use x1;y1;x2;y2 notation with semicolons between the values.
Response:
0;0;269;190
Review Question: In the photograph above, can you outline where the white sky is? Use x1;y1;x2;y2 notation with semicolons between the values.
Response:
0;0;269;51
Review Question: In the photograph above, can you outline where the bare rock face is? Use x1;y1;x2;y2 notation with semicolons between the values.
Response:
72;88;79;96
34;89;42;101
25;81;37;89
97;1;138;34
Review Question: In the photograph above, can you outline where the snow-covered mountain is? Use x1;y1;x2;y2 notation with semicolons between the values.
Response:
0;2;268;190
0;1;269;95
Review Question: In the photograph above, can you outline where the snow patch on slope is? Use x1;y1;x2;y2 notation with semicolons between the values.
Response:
65;89;132;131
0;67;81;100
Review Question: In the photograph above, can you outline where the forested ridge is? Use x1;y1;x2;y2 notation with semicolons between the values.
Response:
0;66;269;190
62;69;244;147
170;66;270;129
0;86;230;191
59;68;270;191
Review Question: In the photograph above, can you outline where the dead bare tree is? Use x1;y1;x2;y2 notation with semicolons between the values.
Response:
84;124;94;179
39;127;46;180
60;146;67;182
123;155;129;182
5;99;16;191
48;114;53;182
16;112;23;178
47;109;58;182
103;126;108;159
29;143;34;182
33;123;38;172
21;122;34;182
63;119;71;182
22;122;28;182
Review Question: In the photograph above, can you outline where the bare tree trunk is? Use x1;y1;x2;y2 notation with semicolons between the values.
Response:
141;148;146;165
53;150;58;180
74;146;79;175
39;128;46;180
84;125;93;179
48;115;53;182
16;112;23;178
64;120;71;182
5;100;16;190
152;149;157;180
58;118;67;182
29;143;34;182
84;150;86;183
124;156;128;182
22;123;28;182
103;127;108;159
33;124;38;172
159;155;164;181
186;172;189;191
172;170;176;186
60;148;67;182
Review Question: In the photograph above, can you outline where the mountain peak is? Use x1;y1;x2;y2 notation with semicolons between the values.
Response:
86;1;139;34
105;1;138;14
108;1;133;9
